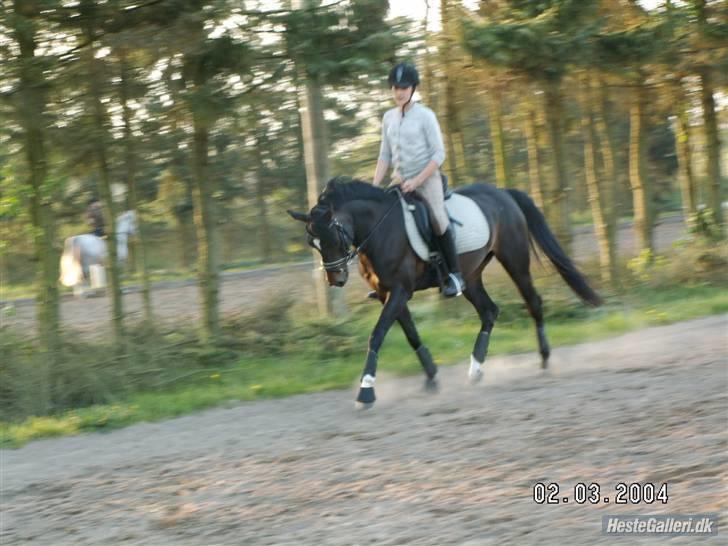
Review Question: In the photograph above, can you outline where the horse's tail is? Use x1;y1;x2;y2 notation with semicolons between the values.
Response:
506;189;602;307
59;236;83;287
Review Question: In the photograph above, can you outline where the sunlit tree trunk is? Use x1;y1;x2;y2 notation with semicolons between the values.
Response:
488;89;510;187
592;77;618;241
543;78;572;250
13;1;60;360
581;73;617;286
252;127;272;263
699;69;724;232
673;79;697;228
696;0;724;232
288;0;346;317
523;90;545;211
440;0;462;185
628;78;653;255
297;69;346;317
420;0;434;106
597;79;627;222
190;111;220;340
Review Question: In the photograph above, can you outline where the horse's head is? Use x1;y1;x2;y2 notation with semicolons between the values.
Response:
288;204;355;288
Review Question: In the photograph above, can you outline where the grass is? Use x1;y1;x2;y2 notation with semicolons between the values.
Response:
2;277;726;448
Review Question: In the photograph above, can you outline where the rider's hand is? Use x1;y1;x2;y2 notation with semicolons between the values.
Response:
401;178;419;193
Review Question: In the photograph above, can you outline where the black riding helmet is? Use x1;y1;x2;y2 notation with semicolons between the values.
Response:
388;62;420;88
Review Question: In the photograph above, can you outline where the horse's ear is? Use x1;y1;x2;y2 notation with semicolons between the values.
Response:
287;210;310;223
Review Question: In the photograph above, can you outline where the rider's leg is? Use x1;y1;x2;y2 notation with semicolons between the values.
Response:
437;226;464;297
416;171;464;298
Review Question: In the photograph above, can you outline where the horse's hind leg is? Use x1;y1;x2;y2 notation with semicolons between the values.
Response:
498;249;550;368
397;305;438;392
463;277;499;383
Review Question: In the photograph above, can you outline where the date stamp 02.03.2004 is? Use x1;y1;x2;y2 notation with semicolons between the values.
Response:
532;482;668;505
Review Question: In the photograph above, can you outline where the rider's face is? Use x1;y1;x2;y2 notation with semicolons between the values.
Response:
392;86;413;108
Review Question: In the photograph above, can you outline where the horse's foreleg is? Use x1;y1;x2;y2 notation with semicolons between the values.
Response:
397;305;438;392
463;278;499;383
356;286;409;409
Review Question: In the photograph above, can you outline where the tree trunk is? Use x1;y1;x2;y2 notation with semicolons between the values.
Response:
523;91;545;211
252;132;272;263
297;69;346;317
80;1;124;345
597;80;628;223
673;79;697;228
696;0;723;233
628;79;654;255
592;78;619;245
119;49;153;323
420;0;434;107
439;0;467;185
581;73;617;286
488;89;510;187
699;69;724;232
13;2;60;360
191;112;220;340
543;79;572;250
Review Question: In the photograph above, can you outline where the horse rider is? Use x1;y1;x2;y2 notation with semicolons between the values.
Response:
372;61;465;297
86;196;105;238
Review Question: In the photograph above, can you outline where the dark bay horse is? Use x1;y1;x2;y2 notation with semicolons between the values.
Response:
289;177;601;409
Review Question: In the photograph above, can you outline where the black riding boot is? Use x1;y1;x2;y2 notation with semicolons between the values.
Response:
437;226;464;297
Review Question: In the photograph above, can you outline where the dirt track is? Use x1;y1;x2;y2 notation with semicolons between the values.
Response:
2;315;726;545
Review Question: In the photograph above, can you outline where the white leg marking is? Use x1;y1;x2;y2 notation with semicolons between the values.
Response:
468;355;483;383
360;374;376;389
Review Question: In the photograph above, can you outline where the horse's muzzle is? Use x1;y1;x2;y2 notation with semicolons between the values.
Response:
326;270;348;287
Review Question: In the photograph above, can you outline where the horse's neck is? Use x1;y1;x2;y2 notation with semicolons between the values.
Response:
348;198;406;258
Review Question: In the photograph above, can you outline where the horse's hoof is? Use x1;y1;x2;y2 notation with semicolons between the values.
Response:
541;358;549;370
355;401;375;411
424;377;439;393
468;369;483;385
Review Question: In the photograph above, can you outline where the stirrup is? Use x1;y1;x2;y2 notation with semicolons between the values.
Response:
442;273;464;298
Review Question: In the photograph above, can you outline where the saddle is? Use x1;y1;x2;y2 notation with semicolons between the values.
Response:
398;181;491;263
401;174;455;250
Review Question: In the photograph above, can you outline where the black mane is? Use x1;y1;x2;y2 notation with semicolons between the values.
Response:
317;177;391;210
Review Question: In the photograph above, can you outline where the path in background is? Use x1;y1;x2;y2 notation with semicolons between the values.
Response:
2;216;686;336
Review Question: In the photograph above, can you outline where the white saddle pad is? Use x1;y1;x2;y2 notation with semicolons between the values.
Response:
401;192;491;262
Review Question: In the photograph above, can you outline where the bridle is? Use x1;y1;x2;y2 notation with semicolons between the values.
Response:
314;189;401;273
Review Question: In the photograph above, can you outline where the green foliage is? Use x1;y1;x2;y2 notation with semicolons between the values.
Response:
626;237;728;288
2;279;727;447
688;208;724;241
282;0;401;83
594;20;670;76
462;0;599;81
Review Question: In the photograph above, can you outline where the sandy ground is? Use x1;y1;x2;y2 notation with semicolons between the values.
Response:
1;217;686;337
2;315;726;545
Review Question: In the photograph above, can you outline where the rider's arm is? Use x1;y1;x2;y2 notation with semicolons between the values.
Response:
373;159;390;187
374;112;392;187
410;160;439;187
